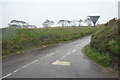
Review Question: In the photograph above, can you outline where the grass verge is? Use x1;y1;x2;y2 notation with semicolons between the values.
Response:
85;45;112;67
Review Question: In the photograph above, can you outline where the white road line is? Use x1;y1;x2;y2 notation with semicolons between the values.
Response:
72;49;76;53
23;65;27;68
2;59;39;79
40;53;55;59
63;55;66;58
2;67;23;79
44;52;55;58
60;53;70;60
31;59;39;64
2;52;56;79
67;52;71;55
45;55;49;58
59;49;76;60
13;68;23;73
23;63;31;67
2;73;12;79
1;60;40;79
50;53;55;55
60;55;66;60
13;69;19;73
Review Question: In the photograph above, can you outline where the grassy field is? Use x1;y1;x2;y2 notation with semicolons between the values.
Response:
85;18;119;69
2;27;101;56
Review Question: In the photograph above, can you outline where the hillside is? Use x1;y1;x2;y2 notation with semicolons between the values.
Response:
2;27;100;56
85;18;119;70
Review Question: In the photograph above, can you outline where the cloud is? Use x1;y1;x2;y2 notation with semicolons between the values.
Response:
1;1;118;28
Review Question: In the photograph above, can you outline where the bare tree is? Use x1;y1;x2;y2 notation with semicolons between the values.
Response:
58;20;72;27
50;21;54;27
8;20;36;28
20;21;28;28
64;20;69;27
78;19;83;27
67;20;72;27
84;18;92;26
58;20;65;27
42;20;54;28
71;20;77;27
32;25;37;28
9;20;20;28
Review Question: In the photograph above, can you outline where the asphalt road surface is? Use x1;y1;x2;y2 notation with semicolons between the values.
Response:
2;36;117;78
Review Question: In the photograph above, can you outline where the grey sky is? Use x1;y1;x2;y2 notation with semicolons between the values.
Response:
0;0;119;28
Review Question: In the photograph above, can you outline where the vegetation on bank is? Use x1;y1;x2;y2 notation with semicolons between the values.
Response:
2;27;100;56
85;18;119;68
85;45;111;67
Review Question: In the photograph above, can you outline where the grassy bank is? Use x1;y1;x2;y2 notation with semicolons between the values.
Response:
85;45;111;67
2;27;100;56
85;18;119;69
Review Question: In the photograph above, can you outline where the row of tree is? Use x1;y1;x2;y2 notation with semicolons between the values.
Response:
42;20;54;28
42;18;93;28
8;20;37;28
8;17;93;28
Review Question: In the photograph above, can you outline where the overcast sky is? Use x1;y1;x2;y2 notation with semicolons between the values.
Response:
0;0;119;28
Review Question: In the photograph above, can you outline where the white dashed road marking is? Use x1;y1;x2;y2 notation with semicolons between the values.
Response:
2;49;76;79
44;53;55;58
2;73;12;79
72;49;76;53
2;52;55;79
13;70;19;73
30;60;39;64
60;55;67;60
53;49;76;66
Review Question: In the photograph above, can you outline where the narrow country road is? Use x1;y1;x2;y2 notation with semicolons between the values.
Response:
2;36;117;78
